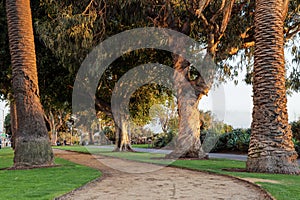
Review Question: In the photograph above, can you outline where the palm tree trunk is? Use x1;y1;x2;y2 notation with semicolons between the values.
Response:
10;100;17;150
6;0;53;167
246;0;299;174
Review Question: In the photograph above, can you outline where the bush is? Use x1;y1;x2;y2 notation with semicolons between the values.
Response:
102;126;115;142
210;128;251;153
153;130;177;148
200;130;220;153
291;120;300;141
290;120;300;157
292;138;300;156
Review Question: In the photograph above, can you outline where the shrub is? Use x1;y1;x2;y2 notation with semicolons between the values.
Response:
153;130;177;148
210;128;251;153
292;138;300;156
291;120;300;141
102;126;115;142
200;130;220;153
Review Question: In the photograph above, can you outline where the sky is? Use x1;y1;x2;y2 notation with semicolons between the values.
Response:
199;74;300;128
0;101;9;133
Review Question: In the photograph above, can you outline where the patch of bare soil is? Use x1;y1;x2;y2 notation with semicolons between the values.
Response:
54;149;273;200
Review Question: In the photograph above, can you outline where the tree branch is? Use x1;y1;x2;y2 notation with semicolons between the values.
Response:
82;0;95;15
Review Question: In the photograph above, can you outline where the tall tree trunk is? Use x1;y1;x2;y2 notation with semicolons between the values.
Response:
114;119;134;152
88;130;94;145
166;56;207;159
46;111;57;145
246;0;299;174
165;19;213;159
49;111;55;145
6;0;53;167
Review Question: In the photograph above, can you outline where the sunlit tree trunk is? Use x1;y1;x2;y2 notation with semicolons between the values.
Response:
246;0;299;174
114;119;134;152
44;111;58;145
166;56;207;158
6;0;53;167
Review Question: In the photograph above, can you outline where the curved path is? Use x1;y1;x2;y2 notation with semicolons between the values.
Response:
54;149;272;200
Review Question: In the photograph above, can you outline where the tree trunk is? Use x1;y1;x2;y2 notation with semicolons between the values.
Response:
166;56;207;159
47;111;57;145
10;100;17;150
163;17;214;159
246;0;299;174
88;130;94;145
50;113;56;145
6;0;53;167
114;120;134;152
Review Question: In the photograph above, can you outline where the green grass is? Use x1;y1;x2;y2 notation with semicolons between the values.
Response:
53;145;92;154
55;145;167;164
132;144;153;148
56;145;300;200
0;148;101;200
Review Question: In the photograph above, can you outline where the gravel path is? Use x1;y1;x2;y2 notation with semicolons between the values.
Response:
54;149;273;200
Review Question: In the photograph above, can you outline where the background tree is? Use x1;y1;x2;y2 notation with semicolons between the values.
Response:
4;113;11;136
246;0;299;174
6;0;53;167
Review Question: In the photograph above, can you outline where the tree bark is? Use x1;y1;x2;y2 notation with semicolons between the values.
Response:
114;119;134;152
166;56;207;159
6;0;53;167
88;130;94;145
44;111;58;145
10;100;17;150
246;0;299;174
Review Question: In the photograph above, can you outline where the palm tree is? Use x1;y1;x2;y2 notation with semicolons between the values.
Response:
6;0;53;167
246;0;299;174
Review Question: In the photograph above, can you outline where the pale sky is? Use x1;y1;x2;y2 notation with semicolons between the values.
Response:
199;75;300;128
199;42;300;128
0;101;9;133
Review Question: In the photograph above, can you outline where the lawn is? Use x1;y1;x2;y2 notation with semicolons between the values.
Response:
0;148;101;200
132;144;153;148
56;145;300;200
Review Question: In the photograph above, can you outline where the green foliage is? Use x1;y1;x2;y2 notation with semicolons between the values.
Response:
200;111;233;133
0;148;101;200
291;120;300;156
211;128;251;153
102;126;115;142
36;0;97;72
292;138;300;156
0;0;11;98
129;83;173;126
153;130;177;148
291;119;300;141
4;113;11;136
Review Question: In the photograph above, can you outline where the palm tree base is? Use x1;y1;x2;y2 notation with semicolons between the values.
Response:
246;154;300;174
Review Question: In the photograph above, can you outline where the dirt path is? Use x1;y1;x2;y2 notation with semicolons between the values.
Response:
54;149;273;200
